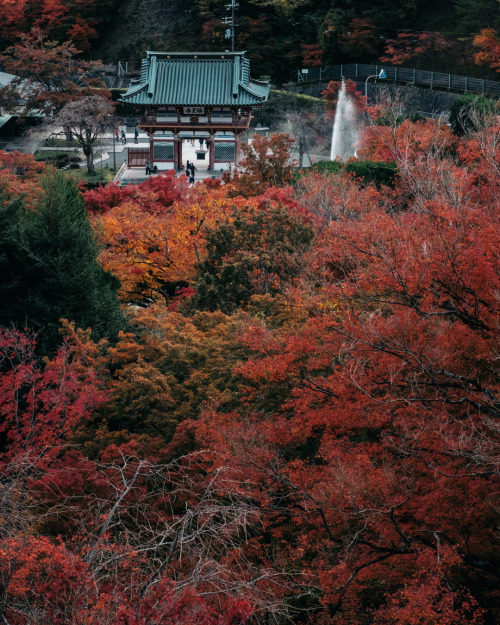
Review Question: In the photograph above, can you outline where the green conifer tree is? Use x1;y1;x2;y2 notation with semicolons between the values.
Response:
0;169;124;354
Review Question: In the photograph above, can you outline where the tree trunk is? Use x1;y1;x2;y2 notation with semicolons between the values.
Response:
299;134;305;168
86;152;95;175
85;129;95;175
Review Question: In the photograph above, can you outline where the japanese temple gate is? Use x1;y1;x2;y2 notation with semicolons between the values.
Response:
120;51;270;171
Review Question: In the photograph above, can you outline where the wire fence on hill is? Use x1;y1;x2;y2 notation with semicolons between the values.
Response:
297;63;500;97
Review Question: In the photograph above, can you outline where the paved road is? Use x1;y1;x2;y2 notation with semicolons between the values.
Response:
2;128;48;154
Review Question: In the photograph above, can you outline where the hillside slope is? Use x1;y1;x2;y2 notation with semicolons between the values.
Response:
92;0;202;64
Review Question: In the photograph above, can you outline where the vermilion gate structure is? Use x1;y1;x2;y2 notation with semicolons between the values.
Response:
121;51;270;172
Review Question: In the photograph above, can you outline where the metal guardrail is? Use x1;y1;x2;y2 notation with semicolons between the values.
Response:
117;61;141;75
113;162;127;184
297;64;500;97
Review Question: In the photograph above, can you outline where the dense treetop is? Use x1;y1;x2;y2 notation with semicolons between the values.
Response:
0;99;499;623
0;0;500;616
1;0;500;82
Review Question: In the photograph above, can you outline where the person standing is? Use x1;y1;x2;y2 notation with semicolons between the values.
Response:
199;137;204;149
134;128;139;144
121;130;127;145
145;159;150;175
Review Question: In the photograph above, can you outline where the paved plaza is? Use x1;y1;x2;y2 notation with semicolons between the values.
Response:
0;126;236;184
0;126;322;185
110;128;235;185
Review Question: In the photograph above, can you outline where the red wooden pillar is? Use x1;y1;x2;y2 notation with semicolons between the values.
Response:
173;139;178;169
235;132;242;164
209;136;215;170
148;132;154;165
173;138;181;170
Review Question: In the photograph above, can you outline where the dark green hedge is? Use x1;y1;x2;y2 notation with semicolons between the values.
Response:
299;159;398;187
344;160;398;187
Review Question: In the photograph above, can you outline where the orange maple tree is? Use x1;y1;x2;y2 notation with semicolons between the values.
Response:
381;32;447;67
87;174;246;304
0;0;109;48
473;28;500;73
322;78;368;114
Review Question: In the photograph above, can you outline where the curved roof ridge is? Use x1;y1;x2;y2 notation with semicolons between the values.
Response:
148;55;158;98
125;82;148;98
238;81;268;101
232;55;240;99
249;77;270;87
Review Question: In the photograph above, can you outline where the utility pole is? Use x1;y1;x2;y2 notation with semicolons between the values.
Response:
224;0;238;51
112;117;116;173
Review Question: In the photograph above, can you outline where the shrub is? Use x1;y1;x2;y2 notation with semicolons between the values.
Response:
449;94;496;135
344;160;398;187
296;159;397;187
307;160;343;175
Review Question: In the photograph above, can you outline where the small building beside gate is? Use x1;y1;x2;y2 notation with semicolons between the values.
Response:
120;51;270;172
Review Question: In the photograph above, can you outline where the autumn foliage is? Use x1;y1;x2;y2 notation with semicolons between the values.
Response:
474;28;500;72
0;30;106;118
381;32;447;66
0;0;113;49
1;112;500;624
322;78;368;114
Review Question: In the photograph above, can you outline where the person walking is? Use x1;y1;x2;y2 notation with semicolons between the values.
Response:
189;162;197;177
134;128;139;144
121;130;127;145
145;159;151;175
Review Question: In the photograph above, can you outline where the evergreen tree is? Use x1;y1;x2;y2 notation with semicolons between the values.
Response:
454;0;500;34
0;192;24;307
189;205;314;314
0;169;124;354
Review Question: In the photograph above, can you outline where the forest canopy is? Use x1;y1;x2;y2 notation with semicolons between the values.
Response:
0;99;499;623
1;0;500;619
1;0;500;81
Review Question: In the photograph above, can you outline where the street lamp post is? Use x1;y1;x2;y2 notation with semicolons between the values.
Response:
97;123;104;180
112;118;116;173
365;69;387;98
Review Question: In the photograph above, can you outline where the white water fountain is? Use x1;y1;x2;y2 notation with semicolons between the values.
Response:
330;79;361;162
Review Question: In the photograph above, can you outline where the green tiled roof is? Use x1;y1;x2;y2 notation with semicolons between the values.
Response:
121;52;270;107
